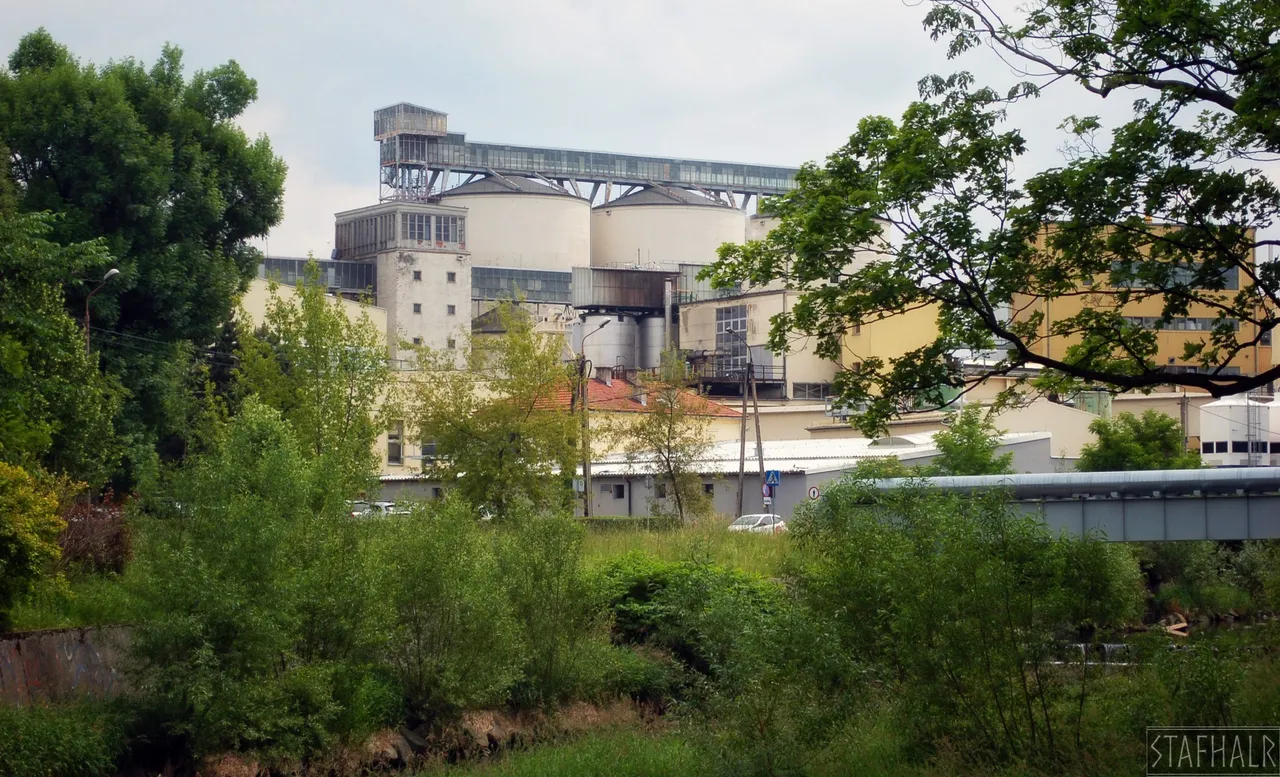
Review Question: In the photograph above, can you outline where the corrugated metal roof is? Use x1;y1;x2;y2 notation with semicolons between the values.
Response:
442;175;580;198
594;184;731;209
588;432;1051;477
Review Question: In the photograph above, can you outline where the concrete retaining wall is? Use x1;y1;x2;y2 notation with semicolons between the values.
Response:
0;626;129;706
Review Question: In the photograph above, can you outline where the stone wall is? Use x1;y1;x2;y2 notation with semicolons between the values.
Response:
0;626;129;706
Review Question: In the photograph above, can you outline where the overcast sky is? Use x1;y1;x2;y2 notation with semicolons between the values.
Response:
6;0;1146;257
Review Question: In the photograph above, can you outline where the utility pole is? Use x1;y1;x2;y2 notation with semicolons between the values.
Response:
750;370;765;512
577;319;610;517
731;328;752;519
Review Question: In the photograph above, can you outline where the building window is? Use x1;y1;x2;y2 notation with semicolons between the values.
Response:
446;337;456;349
793;382;833;400
432;487;443;499
388;421;403;465
436;215;462;244
1232;441;1248;453
402;212;429;242
612;484;625;499
656;483;668;499
413;270;422;281
1254;441;1268;453
715;305;748;372
703;483;715;495
1202;441;1214;454
1216;441;1228;453
1271;442;1280;454
1123;316;1240;332
1263;329;1273;346
852;322;862;335
412;337;422;345
447;305;456;315
447;271;457;283
599;484;611;494
413;303;422;314
421;441;437;461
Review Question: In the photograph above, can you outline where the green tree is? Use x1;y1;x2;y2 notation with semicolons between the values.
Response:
1076;410;1200;472
0;462;65;632
409;302;577;514
234;265;393;507
704;1;1280;435
0;30;286;485
616;349;715;523
928;404;1014;476
0;207;122;486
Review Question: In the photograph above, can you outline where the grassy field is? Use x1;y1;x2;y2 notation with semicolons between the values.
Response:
7;573;140;632
580;520;791;577
416;731;710;777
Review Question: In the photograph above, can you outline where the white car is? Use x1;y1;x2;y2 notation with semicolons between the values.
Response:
728;513;787;534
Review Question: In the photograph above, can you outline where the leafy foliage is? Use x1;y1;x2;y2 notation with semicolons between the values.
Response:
0;701;130;777
0;30;286;486
0;462;65;631
927;404;1014;476
410;302;577;513
704;0;1280;434
0;208;122;486
235;265;393;508
1077;410;1201;472
614;348;715;523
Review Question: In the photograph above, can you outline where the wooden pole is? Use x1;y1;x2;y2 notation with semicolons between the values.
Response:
736;363;748;519
751;371;765;513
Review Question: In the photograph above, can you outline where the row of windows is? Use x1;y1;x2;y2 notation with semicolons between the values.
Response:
411;303;456;315
411;270;457;283
399;213;466;245
1202;440;1280;454
1162;365;1242;376
409;337;457;349
793;383;834;400
1123;316;1239;331
601;483;718;499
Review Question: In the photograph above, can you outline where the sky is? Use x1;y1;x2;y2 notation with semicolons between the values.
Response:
5;0;1147;257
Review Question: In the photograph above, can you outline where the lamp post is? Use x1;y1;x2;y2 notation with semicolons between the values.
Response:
576;319;610;516
725;328;766;518
84;269;120;356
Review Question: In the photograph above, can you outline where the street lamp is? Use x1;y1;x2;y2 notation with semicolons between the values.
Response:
577;319;610;516
85;268;120;356
725;328;766;518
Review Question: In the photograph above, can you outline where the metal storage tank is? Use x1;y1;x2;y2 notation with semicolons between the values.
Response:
441;176;590;271
591;185;746;267
637;316;667;369
1199;394;1271;467
577;313;638;370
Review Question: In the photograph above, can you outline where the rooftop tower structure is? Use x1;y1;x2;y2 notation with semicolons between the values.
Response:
376;103;448;202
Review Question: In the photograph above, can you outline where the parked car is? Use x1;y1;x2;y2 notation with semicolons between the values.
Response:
728;513;787;534
347;500;409;518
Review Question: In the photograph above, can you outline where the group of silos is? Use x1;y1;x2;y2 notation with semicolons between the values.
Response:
440;177;755;373
1198;394;1280;467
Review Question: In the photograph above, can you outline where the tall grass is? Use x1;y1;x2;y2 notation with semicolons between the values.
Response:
417;731;710;777
7;573;141;632
581;520;791;577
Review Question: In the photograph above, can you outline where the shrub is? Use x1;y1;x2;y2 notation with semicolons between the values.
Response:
0;701;129;777
495;511;600;706
0;461;64;632
58;492;130;575
374;499;524;719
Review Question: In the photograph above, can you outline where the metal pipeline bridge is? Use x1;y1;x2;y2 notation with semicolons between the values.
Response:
871;468;1280;542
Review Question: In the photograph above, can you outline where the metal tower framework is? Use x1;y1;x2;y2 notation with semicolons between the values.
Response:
374;102;800;208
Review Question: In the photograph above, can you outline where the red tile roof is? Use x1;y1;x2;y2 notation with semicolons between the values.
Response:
540;376;740;418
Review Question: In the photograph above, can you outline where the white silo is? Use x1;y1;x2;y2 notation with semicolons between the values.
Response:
441;176;590;271
591;185;746;267
1199;394;1271;467
576;313;639;371
637;316;667;370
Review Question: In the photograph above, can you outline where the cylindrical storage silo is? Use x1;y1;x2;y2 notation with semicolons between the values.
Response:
591;185;746;267
581;313;638;371
637;316;666;370
441;176;590;271
1199;395;1271;467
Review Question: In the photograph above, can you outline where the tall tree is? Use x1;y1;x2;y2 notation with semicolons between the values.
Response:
1076;410;1201;472
705;1;1280;435
0;166;122;486
616;348;715;523
408;303;577;514
928;404;1014;476
234;265;393;507
0;30;286;484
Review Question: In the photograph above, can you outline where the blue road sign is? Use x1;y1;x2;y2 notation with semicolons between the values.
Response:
764;470;781;486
